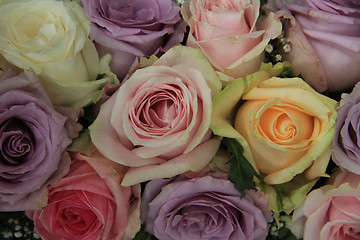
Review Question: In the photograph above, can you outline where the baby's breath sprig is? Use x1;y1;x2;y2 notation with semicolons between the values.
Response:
174;0;187;6
265;32;291;65
266;215;300;240
0;212;40;240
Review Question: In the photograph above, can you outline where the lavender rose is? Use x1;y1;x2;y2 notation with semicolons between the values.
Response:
277;0;360;92
332;81;360;175
82;0;186;80
0;70;76;211
141;176;272;240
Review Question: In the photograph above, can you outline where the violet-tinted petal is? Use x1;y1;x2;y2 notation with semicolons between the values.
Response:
82;0;185;80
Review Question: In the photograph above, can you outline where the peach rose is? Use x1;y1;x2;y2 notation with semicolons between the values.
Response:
211;67;337;185
181;0;282;78
211;65;338;215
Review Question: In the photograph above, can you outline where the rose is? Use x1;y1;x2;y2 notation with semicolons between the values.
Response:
0;0;117;108
211;66;337;184
211;65;337;214
27;151;141;240
0;70;76;211
234;76;337;184
82;0;186;80
89;46;222;186
332;81;360;175
292;170;360;239
276;0;360;92
181;0;282;78
141;176;272;240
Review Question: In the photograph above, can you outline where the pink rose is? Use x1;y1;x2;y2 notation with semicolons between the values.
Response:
292;170;360;239
27;151;141;240
82;0;186;80
181;0;282;78
277;0;360;92
89;46;222;186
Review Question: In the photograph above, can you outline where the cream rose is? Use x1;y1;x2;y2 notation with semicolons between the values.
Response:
0;0;116;108
181;0;282;78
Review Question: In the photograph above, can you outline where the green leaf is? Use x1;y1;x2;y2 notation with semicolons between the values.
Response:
133;225;158;240
68;129;97;156
267;226;300;240
223;138;261;197
259;174;318;224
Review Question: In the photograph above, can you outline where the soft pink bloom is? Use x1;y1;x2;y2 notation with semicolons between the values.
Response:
89;46;222;186
276;0;360;92
181;0;282;78
292;170;360;240
27;152;141;240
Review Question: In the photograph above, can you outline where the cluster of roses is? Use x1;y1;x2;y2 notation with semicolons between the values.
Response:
0;0;359;239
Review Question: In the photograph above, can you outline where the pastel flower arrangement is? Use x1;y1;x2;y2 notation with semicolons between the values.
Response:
0;0;359;240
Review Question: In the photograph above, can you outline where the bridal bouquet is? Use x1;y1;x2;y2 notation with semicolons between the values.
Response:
0;0;359;239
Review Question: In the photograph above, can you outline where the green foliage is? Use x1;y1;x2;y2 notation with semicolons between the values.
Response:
223;138;261;197
133;225;158;240
267;226;300;240
277;64;292;78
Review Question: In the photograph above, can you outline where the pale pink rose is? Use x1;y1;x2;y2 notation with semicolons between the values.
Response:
181;0;282;78
89;46;222;186
292;170;360;240
275;0;360;92
27;152;141;240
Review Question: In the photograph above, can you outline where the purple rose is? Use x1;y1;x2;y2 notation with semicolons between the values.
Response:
332;81;360;175
141;176;272;240
82;0;186;80
0;70;76;211
277;0;360;92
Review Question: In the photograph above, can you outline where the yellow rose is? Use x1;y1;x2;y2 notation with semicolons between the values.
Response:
0;0;117;107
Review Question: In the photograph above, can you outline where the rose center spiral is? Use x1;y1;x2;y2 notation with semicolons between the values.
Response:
0;118;34;165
